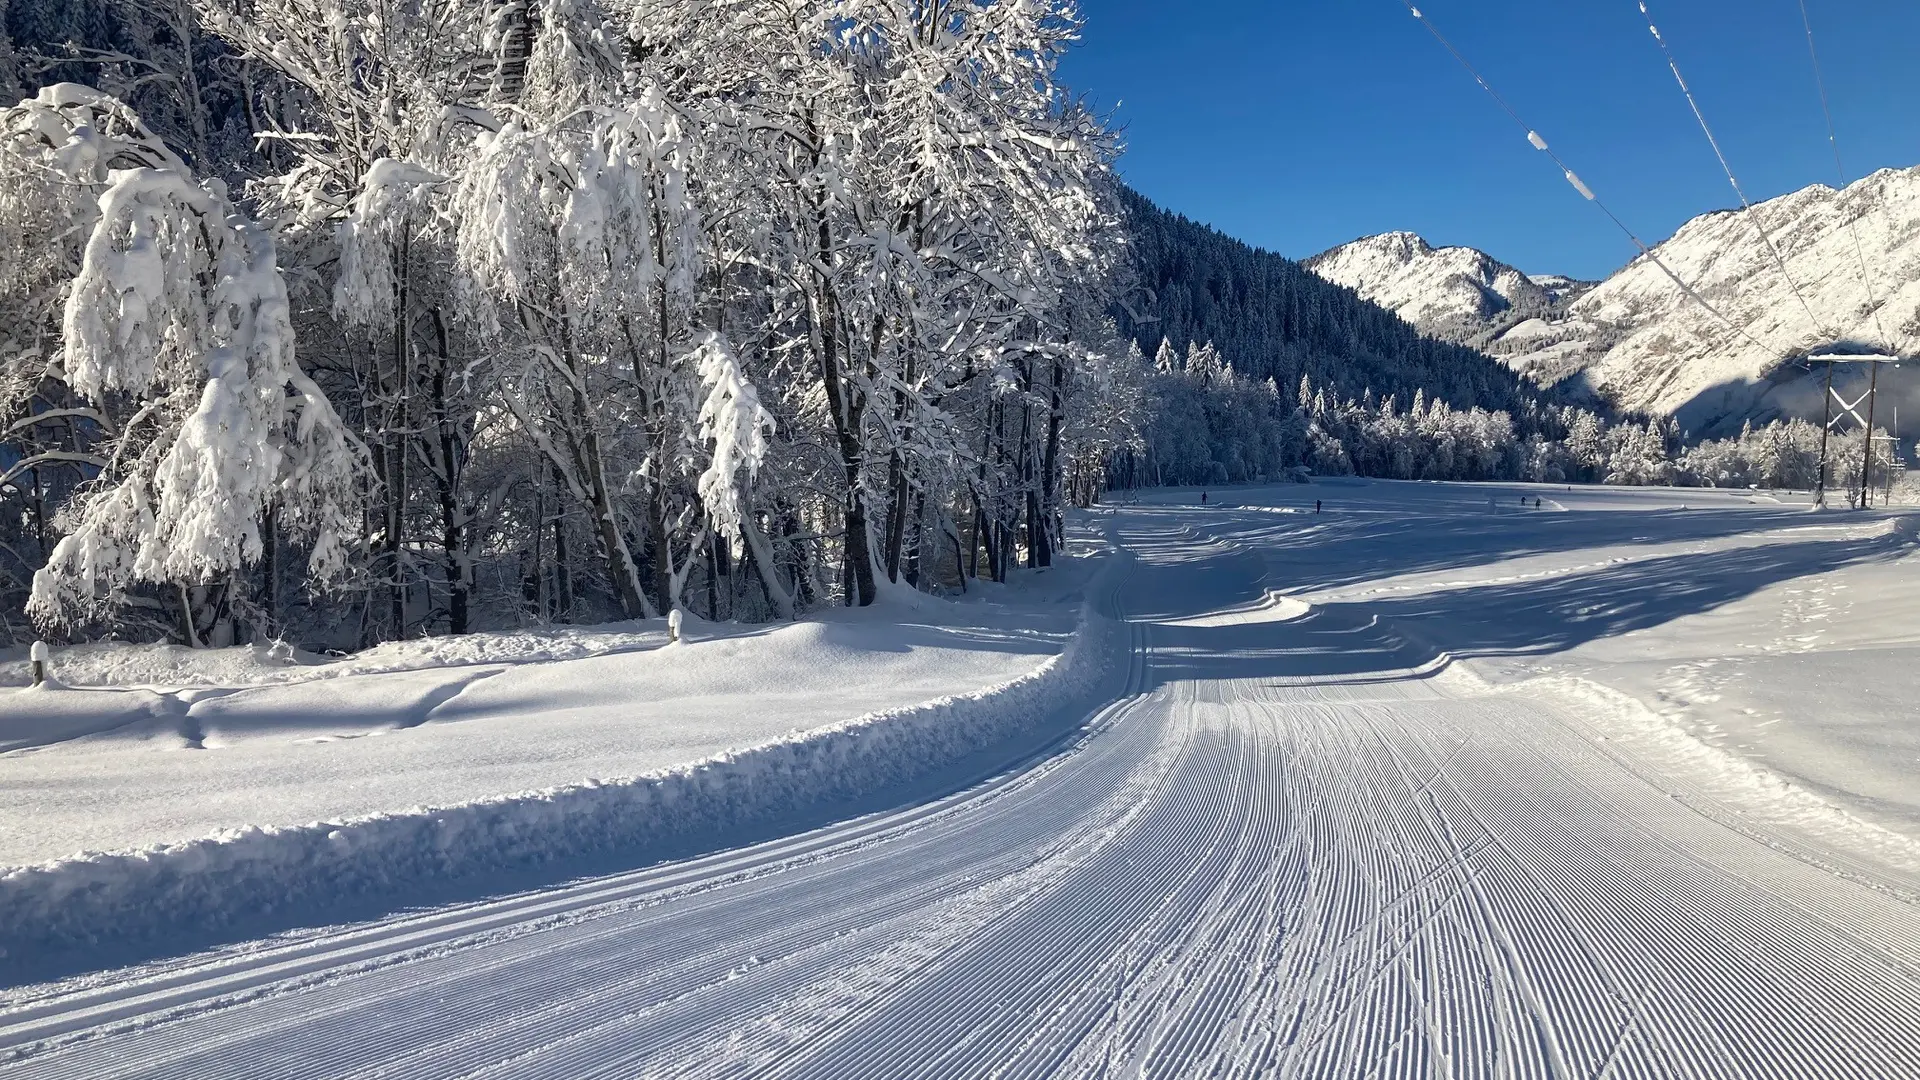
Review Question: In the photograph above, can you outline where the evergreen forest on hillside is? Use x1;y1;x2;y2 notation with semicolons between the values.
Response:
1112;186;1537;416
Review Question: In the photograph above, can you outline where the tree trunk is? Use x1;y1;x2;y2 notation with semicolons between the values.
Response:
1015;359;1037;569
382;237;415;642
556;303;653;621
582;425;651;619
551;502;572;622
843;490;876;604
1038;359;1066;565
529;484;546;619
806;130;875;607
260;504;278;640
966;498;981;581
428;318;470;635
1026;488;1051;569
742;511;796;619
950;518;967;593
905;492;925;588
883;451;909;584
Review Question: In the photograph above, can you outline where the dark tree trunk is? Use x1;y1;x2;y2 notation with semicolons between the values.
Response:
260;506;278;640
428;313;469;635
883;451;909;584
905;492;925;588
386;239;412;641
806;124;875;607
551;480;572;622
1038;359;1066;565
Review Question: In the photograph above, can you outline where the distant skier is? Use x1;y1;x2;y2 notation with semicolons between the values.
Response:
1315;499;1322;514
1201;491;1208;505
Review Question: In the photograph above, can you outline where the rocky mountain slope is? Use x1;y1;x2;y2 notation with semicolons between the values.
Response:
1309;168;1920;438
1304;232;1594;351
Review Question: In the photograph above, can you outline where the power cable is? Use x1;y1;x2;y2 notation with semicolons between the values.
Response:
1636;1;1833;345
1397;2;1782;360
1795;0;1892;348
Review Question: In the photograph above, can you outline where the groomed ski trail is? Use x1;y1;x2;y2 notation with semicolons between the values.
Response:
5;509;1920;1079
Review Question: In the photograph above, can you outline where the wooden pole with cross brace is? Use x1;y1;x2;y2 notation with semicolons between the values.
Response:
1808;351;1899;508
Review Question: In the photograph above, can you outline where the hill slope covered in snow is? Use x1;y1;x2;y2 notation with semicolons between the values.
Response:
1304;232;1594;353
1309;168;1920;438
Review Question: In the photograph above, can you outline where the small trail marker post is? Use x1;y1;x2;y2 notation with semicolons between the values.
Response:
668;608;684;645
30;641;50;687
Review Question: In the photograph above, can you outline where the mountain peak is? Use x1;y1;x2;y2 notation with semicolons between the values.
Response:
1327;166;1920;436
1341;230;1436;257
1305;233;1579;350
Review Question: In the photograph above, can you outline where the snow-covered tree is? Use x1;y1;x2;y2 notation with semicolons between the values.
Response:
3;84;360;643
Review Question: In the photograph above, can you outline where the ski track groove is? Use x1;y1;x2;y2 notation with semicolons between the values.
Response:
5;513;1920;1077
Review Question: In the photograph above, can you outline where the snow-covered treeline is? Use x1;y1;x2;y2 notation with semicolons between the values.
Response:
1676;419;1895;500
1126;337;1600;488
0;0;1145;647
1126;339;1898;497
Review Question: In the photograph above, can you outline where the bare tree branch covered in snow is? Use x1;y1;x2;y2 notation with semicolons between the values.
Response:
0;0;1147;647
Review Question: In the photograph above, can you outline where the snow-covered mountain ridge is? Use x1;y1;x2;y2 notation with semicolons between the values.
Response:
1304;232;1594;350
1309;167;1920;437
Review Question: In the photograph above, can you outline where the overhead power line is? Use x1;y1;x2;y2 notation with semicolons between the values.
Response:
1635;1;1832;345
1796;0;1892;348
1396;2;1782;360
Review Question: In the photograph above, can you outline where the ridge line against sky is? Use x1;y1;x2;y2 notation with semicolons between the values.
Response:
1058;1;1920;281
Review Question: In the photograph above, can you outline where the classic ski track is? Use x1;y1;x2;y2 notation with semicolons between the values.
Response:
6;513;1920;1078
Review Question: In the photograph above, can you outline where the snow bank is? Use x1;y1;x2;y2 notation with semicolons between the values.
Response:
0;600;1122;959
1523;673;1920;884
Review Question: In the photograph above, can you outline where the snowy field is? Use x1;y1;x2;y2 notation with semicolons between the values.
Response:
0;573;1093;867
5;480;1920;1077
1164;479;1920;873
0;549;1117;965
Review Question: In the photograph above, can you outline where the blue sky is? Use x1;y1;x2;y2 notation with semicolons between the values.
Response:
1059;1;1920;281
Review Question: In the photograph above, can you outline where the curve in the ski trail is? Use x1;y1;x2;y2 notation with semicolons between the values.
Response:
4;509;1919;1079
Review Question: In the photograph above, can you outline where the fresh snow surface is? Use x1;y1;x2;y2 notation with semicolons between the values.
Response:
6;481;1920;1077
0;555;1113;961
0;595;1082;866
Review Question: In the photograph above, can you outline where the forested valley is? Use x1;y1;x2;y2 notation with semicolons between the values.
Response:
0;0;1865;649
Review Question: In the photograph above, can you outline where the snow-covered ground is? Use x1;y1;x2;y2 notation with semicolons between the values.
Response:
0;582;1086;866
0;549;1119;962
6;481;1920;1077
1172;480;1920;867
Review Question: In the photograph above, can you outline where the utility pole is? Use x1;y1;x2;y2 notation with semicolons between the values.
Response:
1860;358;1883;509
1809;351;1899;510
1815;360;1835;507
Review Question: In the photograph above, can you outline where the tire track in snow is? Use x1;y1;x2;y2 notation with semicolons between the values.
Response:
5;513;1920;1078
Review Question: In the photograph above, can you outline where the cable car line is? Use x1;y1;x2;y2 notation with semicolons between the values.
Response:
1795;0;1893;349
1396;1;1782;360
1635;0;1833;346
